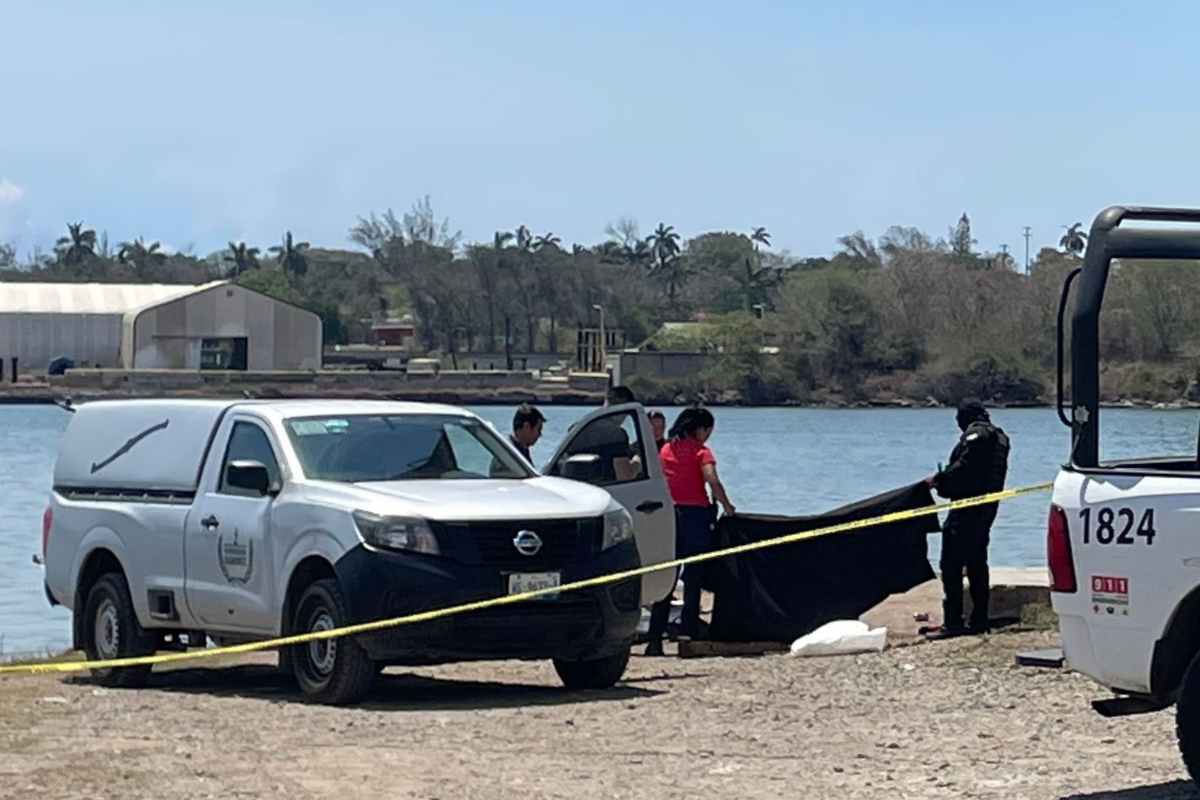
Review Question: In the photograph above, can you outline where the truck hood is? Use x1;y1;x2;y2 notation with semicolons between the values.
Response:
305;476;614;522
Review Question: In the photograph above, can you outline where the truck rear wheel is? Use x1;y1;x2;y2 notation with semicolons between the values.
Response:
81;573;155;688
553;647;630;690
287;578;375;705
1177;649;1200;783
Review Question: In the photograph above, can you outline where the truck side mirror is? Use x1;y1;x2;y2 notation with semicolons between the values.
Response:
560;453;604;484
227;459;273;496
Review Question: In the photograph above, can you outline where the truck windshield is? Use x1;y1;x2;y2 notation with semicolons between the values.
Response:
285;414;533;482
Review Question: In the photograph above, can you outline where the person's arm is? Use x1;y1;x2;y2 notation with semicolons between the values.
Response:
611;430;638;481
701;462;735;517
930;430;987;498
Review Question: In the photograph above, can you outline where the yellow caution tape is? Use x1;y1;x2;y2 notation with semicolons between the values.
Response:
0;482;1054;675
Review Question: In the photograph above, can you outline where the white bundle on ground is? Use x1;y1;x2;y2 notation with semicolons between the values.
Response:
788;620;888;657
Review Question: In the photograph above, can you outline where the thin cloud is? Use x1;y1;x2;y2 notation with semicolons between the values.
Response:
0;178;25;206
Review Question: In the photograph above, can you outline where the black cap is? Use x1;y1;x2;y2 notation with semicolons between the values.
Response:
956;398;989;426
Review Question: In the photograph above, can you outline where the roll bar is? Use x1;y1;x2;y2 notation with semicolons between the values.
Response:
1056;267;1082;429
1069;206;1200;467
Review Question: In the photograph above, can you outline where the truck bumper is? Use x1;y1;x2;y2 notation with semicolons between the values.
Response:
1056;603;1155;695
332;541;642;665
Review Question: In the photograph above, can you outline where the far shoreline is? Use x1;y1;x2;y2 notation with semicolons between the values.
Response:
1;388;1197;412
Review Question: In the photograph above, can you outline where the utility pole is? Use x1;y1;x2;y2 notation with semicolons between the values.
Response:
1023;226;1032;274
504;315;513;371
593;304;606;373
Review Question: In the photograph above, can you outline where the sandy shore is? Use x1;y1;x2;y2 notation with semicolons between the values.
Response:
0;626;1194;800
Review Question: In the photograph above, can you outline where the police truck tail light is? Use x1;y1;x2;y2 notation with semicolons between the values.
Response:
1047;503;1077;593
41;506;52;562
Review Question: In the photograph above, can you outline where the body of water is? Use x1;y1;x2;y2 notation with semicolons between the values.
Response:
3;402;1197;657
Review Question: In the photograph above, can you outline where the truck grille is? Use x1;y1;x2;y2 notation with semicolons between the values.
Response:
434;518;601;568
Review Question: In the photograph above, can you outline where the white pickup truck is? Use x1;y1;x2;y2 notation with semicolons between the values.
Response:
42;398;676;704
1050;206;1200;782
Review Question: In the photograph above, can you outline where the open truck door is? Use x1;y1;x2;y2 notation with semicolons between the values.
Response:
545;403;676;606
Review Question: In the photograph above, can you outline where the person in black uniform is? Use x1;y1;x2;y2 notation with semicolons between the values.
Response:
925;399;1011;639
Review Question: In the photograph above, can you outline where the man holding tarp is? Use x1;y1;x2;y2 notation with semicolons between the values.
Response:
925;399;1011;639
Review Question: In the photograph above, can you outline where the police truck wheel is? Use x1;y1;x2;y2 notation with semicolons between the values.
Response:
81;573;154;688
553;646;630;690
1176;648;1200;783
289;579;374;705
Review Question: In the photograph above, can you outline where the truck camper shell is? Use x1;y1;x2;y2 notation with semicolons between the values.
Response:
54;399;239;497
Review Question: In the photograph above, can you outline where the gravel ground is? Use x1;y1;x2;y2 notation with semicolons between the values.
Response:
0;629;1196;800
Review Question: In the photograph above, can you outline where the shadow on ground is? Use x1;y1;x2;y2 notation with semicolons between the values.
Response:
1062;780;1199;800
68;664;683;711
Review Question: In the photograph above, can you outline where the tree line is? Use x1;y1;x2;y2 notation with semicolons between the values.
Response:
2;200;1194;403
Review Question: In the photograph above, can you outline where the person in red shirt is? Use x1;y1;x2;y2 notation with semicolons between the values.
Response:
644;407;735;656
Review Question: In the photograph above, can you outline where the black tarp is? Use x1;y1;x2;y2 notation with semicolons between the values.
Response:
705;482;940;643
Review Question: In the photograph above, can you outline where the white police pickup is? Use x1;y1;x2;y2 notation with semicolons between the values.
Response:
1050;206;1200;783
41;398;675;704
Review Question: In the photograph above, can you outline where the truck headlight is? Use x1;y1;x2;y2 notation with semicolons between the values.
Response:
353;512;440;555
602;508;635;551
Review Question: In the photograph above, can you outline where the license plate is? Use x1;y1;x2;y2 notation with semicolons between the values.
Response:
508;572;561;600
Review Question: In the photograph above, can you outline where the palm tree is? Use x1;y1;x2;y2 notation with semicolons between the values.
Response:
534;231;561;251
55;222;97;267
743;226;779;310
647;223;681;262
740;257;785;311
600;238;653;269
646;223;687;311
224;242;262;278
515;224;533;253
270;231;310;282
117;237;167;278
750;226;772;250
511;225;540;350
493;230;514;252
475;230;514;350
532;232;565;352
1060;223;1088;257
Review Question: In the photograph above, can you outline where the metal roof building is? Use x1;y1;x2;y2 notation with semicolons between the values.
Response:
0;280;322;373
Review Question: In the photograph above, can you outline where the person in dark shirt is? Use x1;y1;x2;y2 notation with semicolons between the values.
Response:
925;399;1011;639
648;409;667;451
561;385;639;482
508;403;545;463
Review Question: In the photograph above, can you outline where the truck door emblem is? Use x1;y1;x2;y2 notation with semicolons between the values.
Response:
218;529;254;584
513;530;543;557
90;419;170;474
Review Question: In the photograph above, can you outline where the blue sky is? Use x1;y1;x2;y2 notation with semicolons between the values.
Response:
2;0;1199;261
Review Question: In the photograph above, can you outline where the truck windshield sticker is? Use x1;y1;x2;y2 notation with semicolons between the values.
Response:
289;419;349;436
89;419;170;474
218;529;254;584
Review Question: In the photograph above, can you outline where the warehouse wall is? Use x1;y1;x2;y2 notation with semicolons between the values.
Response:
0;313;124;372
126;283;322;370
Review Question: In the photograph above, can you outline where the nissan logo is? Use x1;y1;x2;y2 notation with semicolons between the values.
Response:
513;530;543;557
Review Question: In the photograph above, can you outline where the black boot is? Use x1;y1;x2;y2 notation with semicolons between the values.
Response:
644;599;670;656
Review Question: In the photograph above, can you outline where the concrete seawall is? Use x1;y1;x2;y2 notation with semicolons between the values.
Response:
0;369;612;405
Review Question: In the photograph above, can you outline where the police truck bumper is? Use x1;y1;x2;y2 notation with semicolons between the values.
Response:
333;540;642;665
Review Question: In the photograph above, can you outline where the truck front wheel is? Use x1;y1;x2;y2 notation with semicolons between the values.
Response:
287;578;375;705
81;573;155;688
1177;649;1200;783
553;647;631;690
